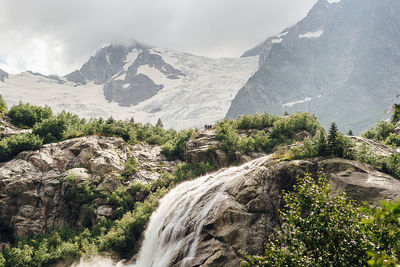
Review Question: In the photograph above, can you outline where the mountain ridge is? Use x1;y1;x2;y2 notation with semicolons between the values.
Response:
228;0;400;133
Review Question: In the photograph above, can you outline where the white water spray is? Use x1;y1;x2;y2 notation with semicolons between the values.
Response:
74;156;270;267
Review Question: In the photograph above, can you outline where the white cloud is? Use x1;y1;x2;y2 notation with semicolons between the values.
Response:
0;0;318;75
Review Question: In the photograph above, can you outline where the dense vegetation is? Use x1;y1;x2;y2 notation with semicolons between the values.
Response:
0;103;188;162
214;113;322;163
8;103;53;128
242;173;400;266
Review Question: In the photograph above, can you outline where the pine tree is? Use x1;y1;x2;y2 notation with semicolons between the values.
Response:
347;130;353;136
0;94;7;114
316;131;329;156
156;118;164;128
328;122;339;155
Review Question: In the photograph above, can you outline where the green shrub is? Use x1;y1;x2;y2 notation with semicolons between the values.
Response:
242;173;375;266
384;133;400;147
0;134;43;162
32;116;67;143
161;129;195;160
362;121;396;142
8;103;52;128
121;156;139;179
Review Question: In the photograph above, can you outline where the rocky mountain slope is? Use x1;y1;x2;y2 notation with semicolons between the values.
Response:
227;0;400;133
0;42;258;130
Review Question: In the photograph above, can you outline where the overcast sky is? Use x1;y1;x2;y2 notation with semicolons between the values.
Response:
0;0;318;75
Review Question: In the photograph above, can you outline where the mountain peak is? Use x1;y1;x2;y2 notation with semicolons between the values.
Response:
228;0;400;133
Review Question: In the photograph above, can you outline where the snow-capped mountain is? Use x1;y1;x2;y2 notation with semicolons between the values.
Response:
0;43;258;130
227;0;400;133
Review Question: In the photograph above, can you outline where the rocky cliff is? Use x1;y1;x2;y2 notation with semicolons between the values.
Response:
181;156;400;266
228;0;400;133
0;135;176;238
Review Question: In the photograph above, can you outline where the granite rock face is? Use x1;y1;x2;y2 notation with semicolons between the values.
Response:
0;135;179;238
183;157;400;266
184;130;229;168
0;136;128;236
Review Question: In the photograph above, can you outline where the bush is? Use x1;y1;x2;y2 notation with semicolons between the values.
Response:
161;129;195;160
0;134;43;162
8;103;52;128
213;113;322;164
32;116;68;143
121;156;139;179
242;173;374;266
362;121;396;142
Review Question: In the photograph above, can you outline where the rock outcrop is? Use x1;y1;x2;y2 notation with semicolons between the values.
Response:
128;142;178;184
184;130;267;168
184;130;229;168
0;116;31;137
0;135;179;238
182;157;400;266
350;136;397;157
0;136;129;236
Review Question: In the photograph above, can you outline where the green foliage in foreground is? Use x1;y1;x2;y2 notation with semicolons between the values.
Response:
242;173;400;266
0;162;217;265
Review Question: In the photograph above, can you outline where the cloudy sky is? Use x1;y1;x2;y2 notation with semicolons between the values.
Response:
0;0;317;75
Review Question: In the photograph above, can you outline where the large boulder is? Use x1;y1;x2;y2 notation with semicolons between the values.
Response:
181;157;400;266
184;130;228;167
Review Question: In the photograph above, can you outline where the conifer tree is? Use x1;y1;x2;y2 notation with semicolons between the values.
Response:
348;130;353;136
328;122;339;155
0;95;7;114
316;131;329;156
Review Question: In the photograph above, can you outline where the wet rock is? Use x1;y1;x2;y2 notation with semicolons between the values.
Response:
183;157;400;266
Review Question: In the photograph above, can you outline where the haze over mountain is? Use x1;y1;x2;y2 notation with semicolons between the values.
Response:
227;0;400;133
0;43;257;130
1;0;399;133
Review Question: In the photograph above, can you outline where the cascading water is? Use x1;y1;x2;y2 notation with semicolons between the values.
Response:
74;156;270;267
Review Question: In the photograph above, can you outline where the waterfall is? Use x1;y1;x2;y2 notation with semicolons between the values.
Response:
74;156;269;267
